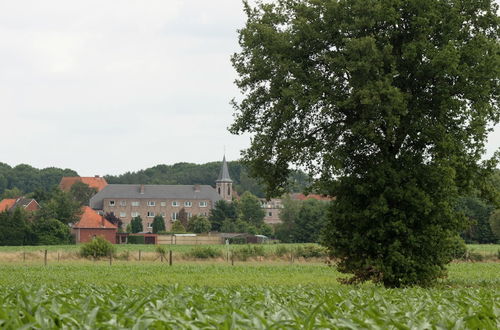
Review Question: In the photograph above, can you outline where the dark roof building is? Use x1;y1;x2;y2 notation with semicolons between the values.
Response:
89;184;222;210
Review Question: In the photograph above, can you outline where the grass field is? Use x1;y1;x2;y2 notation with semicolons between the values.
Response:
0;262;498;328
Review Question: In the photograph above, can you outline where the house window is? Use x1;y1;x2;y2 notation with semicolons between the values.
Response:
184;201;192;207
268;212;272;217
172;201;179;207
120;200;126;206
147;211;155;217
161;212;166;217
187;213;192;218
131;201;140;207
120;212;126;218
171;212;179;220
147;222;153;229
160;201;166;207
131;212;139;217
147;201;156;206
109;200;115;206
199;201;207;207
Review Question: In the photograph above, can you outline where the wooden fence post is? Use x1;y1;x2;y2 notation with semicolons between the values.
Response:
169;250;172;266
57;252;60;262
109;253;112;266
44;250;47;266
23;252;25;262
231;252;234;266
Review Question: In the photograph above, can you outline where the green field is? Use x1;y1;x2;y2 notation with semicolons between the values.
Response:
0;262;498;328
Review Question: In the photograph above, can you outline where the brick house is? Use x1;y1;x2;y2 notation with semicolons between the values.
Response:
59;176;108;192
72;206;117;243
0;197;40;212
89;157;234;230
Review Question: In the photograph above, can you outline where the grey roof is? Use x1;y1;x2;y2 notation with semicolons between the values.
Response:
90;184;222;210
217;155;232;182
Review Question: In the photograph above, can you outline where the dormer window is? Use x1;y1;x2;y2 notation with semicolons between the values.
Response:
109;200;115;206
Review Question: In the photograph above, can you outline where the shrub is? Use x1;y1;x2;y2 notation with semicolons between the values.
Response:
188;246;223;259
80;236;116;258
294;245;328;258
128;236;145;244
233;245;266;261
275;245;291;257
446;235;467;260
155;246;167;258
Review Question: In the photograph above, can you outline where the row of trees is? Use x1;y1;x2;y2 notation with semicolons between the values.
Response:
0;186;85;246
0;163;77;198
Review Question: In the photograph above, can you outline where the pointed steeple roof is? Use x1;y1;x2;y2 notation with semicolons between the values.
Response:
217;155;232;182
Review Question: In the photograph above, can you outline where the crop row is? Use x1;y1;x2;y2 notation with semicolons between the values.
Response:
0;284;498;329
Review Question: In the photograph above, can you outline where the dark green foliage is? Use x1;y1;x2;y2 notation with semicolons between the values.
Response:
275;197;328;243
0;162;77;197
0;209;31;245
238;191;265;227
127;235;145;244
457;196;496;243
231;0;500;287
171;221;186;233
187;215;211;233
188;246;223;259
37;188;82;224
80;236;116;257
130;216;143;233
70;182;97;206
1;187;22;199
104;213;123;230
152;215;166;234
178;208;188;229
489;209;500;241
209;200;238;231
31;218;72;245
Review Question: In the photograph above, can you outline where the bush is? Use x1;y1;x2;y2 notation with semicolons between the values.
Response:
233;245;266;261
275;245;291;257
80;236;116;258
294;245;328;258
128;235;145;244
188;246;223;259
446;235;467;260
155;246;167;257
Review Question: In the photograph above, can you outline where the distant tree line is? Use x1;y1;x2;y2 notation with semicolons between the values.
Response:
0;161;310;199
0;163;77;198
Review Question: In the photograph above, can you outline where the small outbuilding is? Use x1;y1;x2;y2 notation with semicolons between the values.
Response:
72;206;117;243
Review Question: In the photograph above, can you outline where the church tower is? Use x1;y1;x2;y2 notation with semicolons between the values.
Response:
216;155;233;201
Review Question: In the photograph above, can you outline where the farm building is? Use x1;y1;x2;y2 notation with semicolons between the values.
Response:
72;206;117;243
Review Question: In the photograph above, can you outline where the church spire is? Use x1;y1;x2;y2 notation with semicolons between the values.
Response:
216;155;233;201
217;155;232;182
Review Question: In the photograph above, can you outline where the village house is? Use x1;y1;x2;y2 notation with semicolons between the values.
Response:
0;197;40;213
89;157;234;230
72;206;117;243
59;176;108;192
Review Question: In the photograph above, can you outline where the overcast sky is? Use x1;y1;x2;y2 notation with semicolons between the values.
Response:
1;1;498;176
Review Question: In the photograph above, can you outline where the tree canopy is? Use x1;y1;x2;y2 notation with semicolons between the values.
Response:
231;0;500;286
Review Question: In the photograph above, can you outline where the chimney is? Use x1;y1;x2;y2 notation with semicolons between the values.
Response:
94;175;100;178
194;184;200;192
140;184;145;194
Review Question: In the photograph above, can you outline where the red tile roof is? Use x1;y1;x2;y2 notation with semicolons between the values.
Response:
292;193;333;201
59;176;108;192
73;206;117;229
0;199;16;212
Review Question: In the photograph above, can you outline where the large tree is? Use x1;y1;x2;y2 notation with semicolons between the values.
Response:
231;0;499;286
